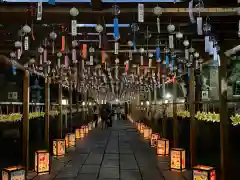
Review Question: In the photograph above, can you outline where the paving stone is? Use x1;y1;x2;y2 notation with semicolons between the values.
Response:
99;168;120;179
80;165;100;174
102;159;119;168
104;154;119;160
75;174;97;180
55;166;80;179
86;153;103;164
120;170;141;180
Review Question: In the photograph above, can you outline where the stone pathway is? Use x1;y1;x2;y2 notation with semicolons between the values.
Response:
29;119;191;180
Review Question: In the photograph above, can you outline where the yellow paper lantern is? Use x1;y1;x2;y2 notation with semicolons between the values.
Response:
84;125;89;134
65;133;76;147
157;138;169;156
2;166;25;180
170;148;186;172
80;128;85;138
53;139;65;157
35;150;50;175
88;123;92;131
193;165;216;180
140;123;145;134
75;129;81;139
151;133;160;147
143;127;152;139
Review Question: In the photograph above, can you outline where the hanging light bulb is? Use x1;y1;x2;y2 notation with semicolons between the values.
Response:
22;24;31;51
167;24;175;33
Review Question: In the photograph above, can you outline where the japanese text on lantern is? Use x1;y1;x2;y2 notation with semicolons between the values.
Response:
38;153;49;172
171;150;185;169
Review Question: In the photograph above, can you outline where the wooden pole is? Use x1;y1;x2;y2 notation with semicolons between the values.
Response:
22;70;29;170
219;54;230;180
44;77;50;150
69;80;73;130
173;81;178;147
189;67;196;167
162;75;167;138
58;83;63;138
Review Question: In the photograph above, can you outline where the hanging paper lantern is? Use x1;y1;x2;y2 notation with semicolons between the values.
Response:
95;24;103;33
49;32;57;40
167;24;175;33
128;41;133;47
22;24;31;34
153;6;163;16
183;40;189;47
69;7;79;17
176;32;183;39
194;52;200;58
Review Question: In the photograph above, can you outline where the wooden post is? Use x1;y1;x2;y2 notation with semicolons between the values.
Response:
69;80;73;130
219;54;230;180
162;75;167;138
58;83;63;138
173;81;178;147
22;70;29;170
44;77;50;150
189;67;196;167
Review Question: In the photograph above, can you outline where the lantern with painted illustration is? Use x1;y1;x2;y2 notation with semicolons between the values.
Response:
170;148;186;172
151;133;160;147
84;125;89;134
53;139;65;157
2;166;25;180
35;150;50;175
65;134;69;148
143;127;152;139
66;133;76;147
193;165;216;180
157;138;169;156
75;128;81;139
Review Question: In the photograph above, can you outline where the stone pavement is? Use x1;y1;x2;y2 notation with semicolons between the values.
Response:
29;119;191;180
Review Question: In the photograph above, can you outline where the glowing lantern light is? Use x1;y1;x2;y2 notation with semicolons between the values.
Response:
88;123;92;131
84;125;89;134
65;133;76;148
53;139;65;157
75;128;81;139
2;166;25;180
143;127;152;139
35;150;50;175
140;123;145;134
157;138;169;156
80;128;85;138
170;148;186;172
151;133;160;147
193;165;216;180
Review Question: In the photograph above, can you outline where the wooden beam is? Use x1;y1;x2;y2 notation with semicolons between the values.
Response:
91;0;102;11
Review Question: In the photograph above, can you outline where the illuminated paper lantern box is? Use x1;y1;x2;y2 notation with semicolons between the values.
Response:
84;125;89;134
53;139;65;157
80;128;85;138
157;138;169;156
75;128;81;139
88;123;92;131
193;165;216;180
65;135;69;148
66;133;76;147
151;133;160;147
143;127;152;139
140;124;145;134
136;122;140;130
35;150;50;175
2;166;25;180
170;148;186;172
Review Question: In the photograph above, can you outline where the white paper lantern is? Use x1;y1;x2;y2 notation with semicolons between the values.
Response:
29;58;35;64
14;41;22;48
148;53;153;58
70;7;79;17
194;52;199;58
128;41;133;47
95;24;103;33
22;24;31;33
49;32;57;40
167;24;175;33
38;47;44;53
72;40;78;47
57;52;62;58
153;6;163;16
183;40;189;47
139;48;144;53
189;47;195;53
176;32;183;39
10;52;16;58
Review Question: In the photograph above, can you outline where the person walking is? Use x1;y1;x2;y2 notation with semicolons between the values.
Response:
101;107;109;129
93;106;99;128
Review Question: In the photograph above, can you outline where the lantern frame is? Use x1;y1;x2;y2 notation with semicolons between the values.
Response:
157;138;169;156
143;127;152;139
53;139;65;157
2;166;25;180
170;148;186;172
35;150;50;175
140;123;145;134
192;165;216;180
75;128;81;139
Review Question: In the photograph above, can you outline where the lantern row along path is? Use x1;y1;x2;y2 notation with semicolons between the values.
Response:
27;119;191;180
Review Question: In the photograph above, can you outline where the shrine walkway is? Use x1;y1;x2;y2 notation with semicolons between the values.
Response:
28;119;191;180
